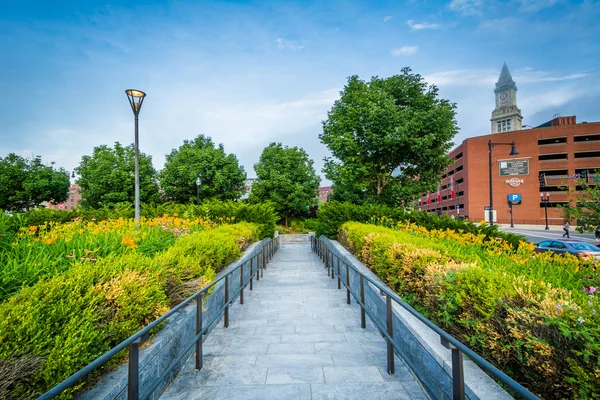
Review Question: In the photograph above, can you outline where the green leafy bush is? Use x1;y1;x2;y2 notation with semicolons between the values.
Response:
4;200;277;239
317;201;524;248
340;222;600;399
0;223;259;399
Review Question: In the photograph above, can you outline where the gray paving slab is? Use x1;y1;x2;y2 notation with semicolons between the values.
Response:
160;242;428;399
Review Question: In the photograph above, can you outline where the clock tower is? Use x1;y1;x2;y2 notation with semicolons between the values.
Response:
490;63;522;133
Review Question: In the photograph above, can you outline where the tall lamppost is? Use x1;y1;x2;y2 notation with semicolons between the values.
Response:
540;192;550;230
125;89;146;224
488;140;519;227
196;177;201;204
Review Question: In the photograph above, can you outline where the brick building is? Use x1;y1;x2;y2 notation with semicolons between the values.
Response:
419;65;600;225
48;183;82;210
318;186;332;202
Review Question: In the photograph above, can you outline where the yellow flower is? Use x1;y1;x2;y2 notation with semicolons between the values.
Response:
121;236;138;249
29;226;37;231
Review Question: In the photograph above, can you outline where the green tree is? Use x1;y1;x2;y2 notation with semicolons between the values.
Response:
561;176;600;231
0;154;70;211
159;135;246;203
320;68;458;206
76;142;160;208
249;143;320;226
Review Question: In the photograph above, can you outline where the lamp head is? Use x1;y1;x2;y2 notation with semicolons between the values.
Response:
125;89;146;116
196;177;201;186
546;192;550;197
540;192;543;198
509;142;519;156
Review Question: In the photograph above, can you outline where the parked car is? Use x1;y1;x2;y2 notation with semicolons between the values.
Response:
534;240;600;260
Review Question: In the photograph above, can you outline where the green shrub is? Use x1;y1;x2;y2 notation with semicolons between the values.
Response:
0;223;259;399
4;200;277;239
340;222;600;399
317;201;524;249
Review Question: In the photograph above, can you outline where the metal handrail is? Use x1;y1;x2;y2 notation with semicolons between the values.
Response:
311;234;538;400
40;236;280;400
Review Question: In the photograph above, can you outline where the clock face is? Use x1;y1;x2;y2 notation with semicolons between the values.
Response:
500;92;508;100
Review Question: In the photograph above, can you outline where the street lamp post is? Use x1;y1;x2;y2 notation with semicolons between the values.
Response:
540;192;550;230
125;89;146;224
488;140;519;227
196;177;201;204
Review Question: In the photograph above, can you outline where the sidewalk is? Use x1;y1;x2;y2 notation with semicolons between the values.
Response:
160;241;428;400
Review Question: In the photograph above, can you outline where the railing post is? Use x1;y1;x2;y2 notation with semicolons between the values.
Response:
325;245;329;275
261;250;264;278
256;254;260;281
346;263;350;305
128;338;140;400
195;295;203;370
224;274;229;328
249;257;253;290
264;243;268;270
441;338;465;400
331;254;335;280
337;258;341;289
360;275;366;329
240;261;244;305
386;294;395;375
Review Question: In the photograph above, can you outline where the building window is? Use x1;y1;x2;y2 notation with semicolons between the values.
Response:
574;151;600;159
455;152;463;160
456;178;464;184
455;165;464;172
497;122;501;132
539;153;568;161
507;120;511;130
574;134;600;142
538;137;567;145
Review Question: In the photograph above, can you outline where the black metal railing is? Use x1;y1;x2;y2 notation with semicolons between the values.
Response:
311;234;538;400
40;236;280;400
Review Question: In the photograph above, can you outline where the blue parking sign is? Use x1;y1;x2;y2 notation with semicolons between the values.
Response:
508;194;521;205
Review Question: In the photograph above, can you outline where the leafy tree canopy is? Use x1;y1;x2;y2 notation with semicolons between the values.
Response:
561;177;600;231
249;142;320;225
0;154;70;211
159;135;246;203
320;67;458;206
76;142;160;208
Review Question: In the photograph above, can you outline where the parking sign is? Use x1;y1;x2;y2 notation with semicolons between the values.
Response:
508;194;522;205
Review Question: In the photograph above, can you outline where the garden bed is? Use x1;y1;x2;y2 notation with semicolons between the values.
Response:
339;221;600;399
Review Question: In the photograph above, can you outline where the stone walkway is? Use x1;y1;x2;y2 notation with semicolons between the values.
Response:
160;241;428;400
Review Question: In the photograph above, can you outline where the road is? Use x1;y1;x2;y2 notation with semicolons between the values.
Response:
497;225;597;244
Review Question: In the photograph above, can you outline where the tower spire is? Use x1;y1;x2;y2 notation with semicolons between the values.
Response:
495;62;516;93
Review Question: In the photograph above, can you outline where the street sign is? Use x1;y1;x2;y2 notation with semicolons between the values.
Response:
508;194;522;205
499;159;529;176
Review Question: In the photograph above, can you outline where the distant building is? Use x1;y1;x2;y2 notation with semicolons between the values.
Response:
48;184;82;210
241;178;256;200
318;186;333;202
418;64;600;225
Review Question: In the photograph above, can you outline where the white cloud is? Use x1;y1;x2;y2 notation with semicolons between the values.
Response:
275;38;305;51
448;0;483;16
518;0;558;12
478;18;520;32
390;46;418;56
406;20;440;30
424;68;588;87
384;15;393;22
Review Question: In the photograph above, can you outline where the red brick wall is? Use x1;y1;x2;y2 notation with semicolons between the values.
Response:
419;121;600;225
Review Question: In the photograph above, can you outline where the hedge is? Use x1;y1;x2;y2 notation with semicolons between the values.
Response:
0;222;259;399
1;200;277;239
339;222;600;399
316;201;525;249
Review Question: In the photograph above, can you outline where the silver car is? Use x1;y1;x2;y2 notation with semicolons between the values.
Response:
534;240;600;260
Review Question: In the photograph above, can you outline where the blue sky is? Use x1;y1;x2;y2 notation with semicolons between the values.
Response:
1;0;599;184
